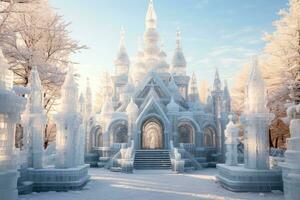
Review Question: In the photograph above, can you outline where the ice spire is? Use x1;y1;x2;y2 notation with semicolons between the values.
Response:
79;92;85;113
213;68;222;91
245;56;267;113
29;66;44;113
146;0;157;29
176;28;182;50
114;28;130;76
85;78;92;114
61;66;78;114
223;80;231;113
171;28;186;75
188;72;199;101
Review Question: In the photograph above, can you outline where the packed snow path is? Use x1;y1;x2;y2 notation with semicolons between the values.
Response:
19;168;283;200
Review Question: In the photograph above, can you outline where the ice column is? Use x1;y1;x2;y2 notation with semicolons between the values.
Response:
0;50;25;200
55;67;82;168
224;115;239;166
242;56;274;169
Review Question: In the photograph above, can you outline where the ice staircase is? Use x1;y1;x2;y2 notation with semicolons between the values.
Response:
134;150;171;170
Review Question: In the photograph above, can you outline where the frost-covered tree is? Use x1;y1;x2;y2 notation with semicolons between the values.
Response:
0;0;85;146
232;0;300;148
1;0;85;113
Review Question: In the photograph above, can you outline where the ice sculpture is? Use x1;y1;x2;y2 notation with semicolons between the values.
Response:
26;67;46;169
217;56;282;192
224;115;239;166
280;101;300;200
26;67;89;192
55;67;82;168
0;50;26;200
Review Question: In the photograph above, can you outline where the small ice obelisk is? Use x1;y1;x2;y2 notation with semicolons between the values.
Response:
242;56;274;170
224;115;239;166
0;50;25;200
55;67;82;168
27;67;46;169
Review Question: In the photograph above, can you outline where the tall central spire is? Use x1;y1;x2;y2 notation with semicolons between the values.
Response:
146;0;157;29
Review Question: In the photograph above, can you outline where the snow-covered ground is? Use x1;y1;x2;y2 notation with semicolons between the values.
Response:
18;168;284;200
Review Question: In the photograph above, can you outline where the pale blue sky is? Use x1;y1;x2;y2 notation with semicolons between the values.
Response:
49;0;287;92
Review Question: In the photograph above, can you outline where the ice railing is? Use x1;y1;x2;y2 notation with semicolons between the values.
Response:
107;141;135;173
170;140;185;172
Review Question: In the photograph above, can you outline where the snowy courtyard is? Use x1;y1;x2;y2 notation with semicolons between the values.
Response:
18;168;284;200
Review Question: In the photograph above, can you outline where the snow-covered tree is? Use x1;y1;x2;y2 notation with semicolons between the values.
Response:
1;0;85;113
232;0;300;148
0;0;85;146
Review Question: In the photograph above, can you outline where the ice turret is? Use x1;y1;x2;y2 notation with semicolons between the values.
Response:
188;72;199;102
143;0;160;70
213;68;221;91
223;80;231;113
55;67;83;168
171;29;186;75
27;66;47;169
114;28;130;76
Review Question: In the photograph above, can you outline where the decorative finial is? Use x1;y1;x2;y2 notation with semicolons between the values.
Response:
176;27;181;49
119;27;126;49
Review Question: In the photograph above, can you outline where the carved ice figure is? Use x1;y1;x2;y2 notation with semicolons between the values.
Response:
224;115;239;166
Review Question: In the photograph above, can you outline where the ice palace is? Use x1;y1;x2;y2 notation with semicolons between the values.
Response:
0;1;299;200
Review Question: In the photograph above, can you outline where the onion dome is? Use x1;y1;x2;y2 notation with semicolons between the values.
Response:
167;96;179;112
126;97;139;114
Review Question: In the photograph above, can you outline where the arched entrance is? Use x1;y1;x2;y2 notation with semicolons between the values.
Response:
141;118;163;149
203;127;216;147
178;123;194;144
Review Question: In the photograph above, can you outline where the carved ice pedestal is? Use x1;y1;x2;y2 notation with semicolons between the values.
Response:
27;165;90;192
280;116;300;200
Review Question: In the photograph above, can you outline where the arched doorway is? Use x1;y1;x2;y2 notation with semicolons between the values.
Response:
111;121;128;143
178;123;194;144
141;118;163;149
203;127;216;147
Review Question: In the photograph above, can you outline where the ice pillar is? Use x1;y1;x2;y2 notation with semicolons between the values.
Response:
242;56;274;170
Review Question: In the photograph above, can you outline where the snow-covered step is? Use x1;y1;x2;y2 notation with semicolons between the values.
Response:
134;150;171;170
